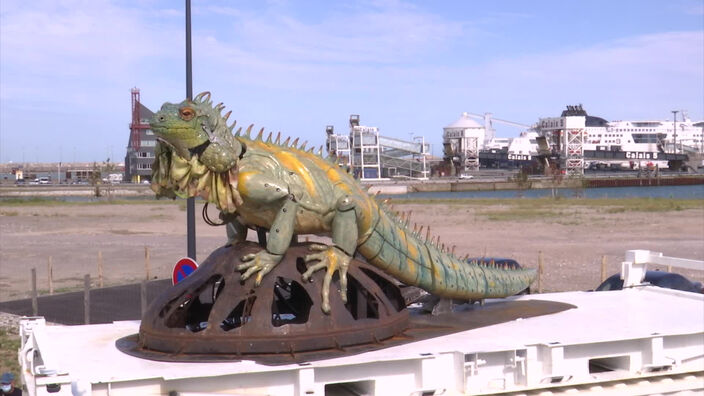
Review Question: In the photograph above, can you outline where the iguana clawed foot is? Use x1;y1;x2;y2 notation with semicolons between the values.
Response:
302;244;351;314
237;251;284;286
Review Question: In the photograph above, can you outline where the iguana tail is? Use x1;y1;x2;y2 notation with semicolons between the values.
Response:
356;200;536;299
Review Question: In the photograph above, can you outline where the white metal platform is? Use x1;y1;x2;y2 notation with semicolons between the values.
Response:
18;251;704;396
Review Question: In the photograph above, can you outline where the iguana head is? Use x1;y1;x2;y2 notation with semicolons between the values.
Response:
150;92;244;173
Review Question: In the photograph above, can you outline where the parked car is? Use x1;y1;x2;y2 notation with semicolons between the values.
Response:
595;270;703;293
459;174;474;179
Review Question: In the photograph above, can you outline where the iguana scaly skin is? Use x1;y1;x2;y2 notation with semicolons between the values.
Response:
150;92;536;313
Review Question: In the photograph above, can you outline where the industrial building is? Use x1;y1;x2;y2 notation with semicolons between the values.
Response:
325;115;431;181
442;112;533;175
442;112;486;172
0;162;123;185
124;88;157;183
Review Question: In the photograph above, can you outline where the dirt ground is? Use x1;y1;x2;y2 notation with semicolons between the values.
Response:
1;200;703;302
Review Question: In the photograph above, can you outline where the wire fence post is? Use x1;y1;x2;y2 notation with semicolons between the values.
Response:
537;251;544;294
141;280;148;317
145;246;151;280
31;268;38;316
84;274;91;325
600;255;607;282
98;250;104;288
48;256;54;295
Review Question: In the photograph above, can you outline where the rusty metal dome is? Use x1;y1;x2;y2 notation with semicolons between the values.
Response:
134;241;408;361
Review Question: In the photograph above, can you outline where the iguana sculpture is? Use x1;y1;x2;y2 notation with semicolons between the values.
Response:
150;92;536;313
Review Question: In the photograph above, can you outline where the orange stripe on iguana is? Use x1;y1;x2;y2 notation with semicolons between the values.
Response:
273;151;317;197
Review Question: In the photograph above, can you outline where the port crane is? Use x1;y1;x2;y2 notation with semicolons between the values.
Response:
465;112;533;142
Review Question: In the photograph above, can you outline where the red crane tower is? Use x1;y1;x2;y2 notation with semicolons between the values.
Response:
129;88;149;151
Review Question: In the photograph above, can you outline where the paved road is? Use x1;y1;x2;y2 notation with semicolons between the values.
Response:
0;279;172;325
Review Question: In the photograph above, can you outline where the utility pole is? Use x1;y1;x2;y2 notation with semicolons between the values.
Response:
671;110;678;154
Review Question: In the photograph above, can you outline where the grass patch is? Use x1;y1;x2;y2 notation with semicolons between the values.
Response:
0;197;179;207
394;197;703;212
481;208;561;221
109;229;151;235
0;328;20;377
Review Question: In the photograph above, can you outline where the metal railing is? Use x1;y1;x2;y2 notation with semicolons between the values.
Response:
621;250;704;288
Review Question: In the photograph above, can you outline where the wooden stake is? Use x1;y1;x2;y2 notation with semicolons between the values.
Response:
141;280;148;317
98;250;104;288
31;268;38;316
144;246;151;280
48;256;54;295
538;251;544;294
84;274;91;324
600;255;607;282
667;265;672;273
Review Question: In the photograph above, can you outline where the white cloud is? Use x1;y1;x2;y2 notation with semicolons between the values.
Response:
0;1;182;108
1;1;702;162
464;31;704;121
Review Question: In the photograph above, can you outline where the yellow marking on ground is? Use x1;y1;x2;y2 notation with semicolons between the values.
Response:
273;151;317;197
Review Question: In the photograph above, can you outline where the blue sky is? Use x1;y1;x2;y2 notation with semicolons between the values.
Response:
1;0;702;163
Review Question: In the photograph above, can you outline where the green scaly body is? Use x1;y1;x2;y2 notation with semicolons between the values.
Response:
150;92;536;312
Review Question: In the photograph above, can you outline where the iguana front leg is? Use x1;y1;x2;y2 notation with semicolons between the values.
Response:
303;196;359;313
237;195;298;286
220;212;247;246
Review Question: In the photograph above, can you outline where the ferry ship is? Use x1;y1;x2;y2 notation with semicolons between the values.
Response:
540;105;704;155
474;106;703;170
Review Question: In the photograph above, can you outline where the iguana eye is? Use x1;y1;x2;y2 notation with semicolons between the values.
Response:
179;107;195;121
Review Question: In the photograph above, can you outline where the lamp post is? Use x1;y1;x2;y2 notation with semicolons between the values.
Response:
185;0;196;260
671;110;678;154
409;132;414;178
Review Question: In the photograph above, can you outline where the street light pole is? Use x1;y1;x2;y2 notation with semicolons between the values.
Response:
671;110;678;154
185;0;196;260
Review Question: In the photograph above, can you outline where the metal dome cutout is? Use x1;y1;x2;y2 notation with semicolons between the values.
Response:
131;241;409;362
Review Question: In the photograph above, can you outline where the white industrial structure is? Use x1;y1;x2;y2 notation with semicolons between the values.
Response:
326;115;430;181
443;112;534;173
17;249;704;395
442;113;486;171
465;112;533;148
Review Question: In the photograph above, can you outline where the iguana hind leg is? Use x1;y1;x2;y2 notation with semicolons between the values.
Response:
303;196;359;314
